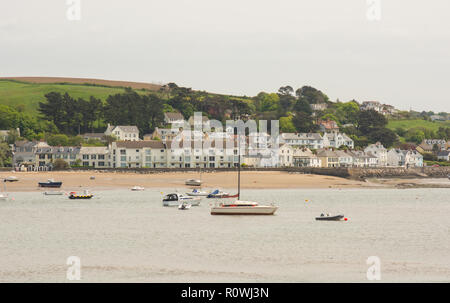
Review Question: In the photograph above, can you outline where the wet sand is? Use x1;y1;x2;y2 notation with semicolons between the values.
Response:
1;171;372;192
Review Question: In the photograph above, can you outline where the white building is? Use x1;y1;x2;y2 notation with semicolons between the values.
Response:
164;112;185;127
387;149;423;168
105;124;140;141
292;148;321;167
110;141;166;168
79;147;109;168
364;142;388;167
324;132;354;149
281;133;325;150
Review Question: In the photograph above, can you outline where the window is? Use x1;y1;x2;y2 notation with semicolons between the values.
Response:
83;162;89;166
120;156;126;161
145;149;151;155
120;149;126;155
39;154;45;159
98;155;105;160
145;156;151;162
91;155;96;160
121;163;127;168
98;162;105;167
136;150;139;153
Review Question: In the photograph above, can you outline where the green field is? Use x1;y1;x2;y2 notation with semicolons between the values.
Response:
387;119;450;131
0;80;148;116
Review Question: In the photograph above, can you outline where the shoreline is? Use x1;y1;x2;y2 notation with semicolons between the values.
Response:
1;171;449;192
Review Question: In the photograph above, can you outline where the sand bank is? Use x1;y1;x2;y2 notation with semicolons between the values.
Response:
0;171;374;192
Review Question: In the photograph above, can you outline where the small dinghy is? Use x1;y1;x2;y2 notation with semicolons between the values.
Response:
207;189;239;199
315;214;345;221
185;179;202;186
186;189;208;196
0;193;8;201
44;191;64;196
69;190;94;199
131;186;145;191
5;176;19;182
178;202;192;210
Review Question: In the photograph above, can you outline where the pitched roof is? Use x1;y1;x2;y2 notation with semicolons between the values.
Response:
114;140;165;149
164;112;184;120
115;126;139;133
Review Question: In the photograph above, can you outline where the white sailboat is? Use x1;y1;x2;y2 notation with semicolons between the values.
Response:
210;135;278;215
1;179;10;201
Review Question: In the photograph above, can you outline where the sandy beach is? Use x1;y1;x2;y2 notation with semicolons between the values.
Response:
1;171;449;192
0;171;375;192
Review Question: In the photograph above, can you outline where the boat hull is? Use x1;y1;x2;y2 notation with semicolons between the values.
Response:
38;182;62;188
210;206;278;215
315;215;344;221
69;195;93;199
44;191;64;196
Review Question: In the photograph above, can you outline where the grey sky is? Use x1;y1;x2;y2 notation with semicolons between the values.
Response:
1;0;449;112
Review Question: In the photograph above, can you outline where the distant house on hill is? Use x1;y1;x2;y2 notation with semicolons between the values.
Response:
81;133;106;142
104;124;140;141
0;128;20;142
318;119;339;133
361;101;383;112
437;150;450;161
164;112;185;127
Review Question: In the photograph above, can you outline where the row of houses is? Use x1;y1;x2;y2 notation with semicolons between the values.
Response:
12;138;424;171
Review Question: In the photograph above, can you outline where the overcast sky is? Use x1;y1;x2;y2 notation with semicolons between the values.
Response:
1;0;450;112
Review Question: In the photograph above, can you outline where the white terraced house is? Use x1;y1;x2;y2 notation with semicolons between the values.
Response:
335;150;354;167
110;141;166;168
324;132;354;149
292;148;321;167
166;139;239;168
79;147;110;168
280;133;325;150
277;144;294;167
164;112;185;127
387;149;423;168
364;142;388;167
105;124;140;141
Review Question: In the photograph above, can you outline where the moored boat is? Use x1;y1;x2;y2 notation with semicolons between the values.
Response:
69;190;93;199
38;179;62;188
186;189;208;196
211;201;278;215
315;214;344;221
44;191;64;196
4;176;18;182
185;179;202;186
207;189;239;199
163;193;201;207
0;193;8;201
131;186;145;191
178;202;192;210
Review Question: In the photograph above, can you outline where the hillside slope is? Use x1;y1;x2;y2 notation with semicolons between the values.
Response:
0;78;162;116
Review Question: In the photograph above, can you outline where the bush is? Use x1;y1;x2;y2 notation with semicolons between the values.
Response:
53;159;70;170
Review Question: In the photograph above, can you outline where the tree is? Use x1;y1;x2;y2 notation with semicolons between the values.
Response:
356;109;387;134
255;92;279;112
368;128;398;148
279;116;297;133
0;142;12;167
53;159;70;170
293;98;312;115
295;86;329;104
47;134;69;146
292;112;317;132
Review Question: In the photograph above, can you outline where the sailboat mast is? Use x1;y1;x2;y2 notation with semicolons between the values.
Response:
238;134;241;200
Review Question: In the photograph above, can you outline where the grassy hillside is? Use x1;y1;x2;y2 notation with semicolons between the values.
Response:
387;118;450;131
0;79;156;116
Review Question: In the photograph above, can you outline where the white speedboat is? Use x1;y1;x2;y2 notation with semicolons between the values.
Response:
44;191;64;196
178;202;192;210
186;189;208;196
210;201;278;215
4;176;18;182
0;193;8;201
185;179;202;186
131;186;145;191
163;193;201;207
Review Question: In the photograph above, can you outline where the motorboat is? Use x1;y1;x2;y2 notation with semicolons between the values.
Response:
315;214;345;221
69;190;94;199
186;189;208;196
131;186;145;191
4;176;18;182
209;134;278;216
44;191;64;196
207;189;239;199
210;201;278;215
185;179;202;186
0;193;8;201
163;193;201;207
90;176;96;180
38;179;62;188
178;202;192;210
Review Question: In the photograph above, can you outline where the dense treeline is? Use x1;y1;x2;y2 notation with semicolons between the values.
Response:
1;83;449;150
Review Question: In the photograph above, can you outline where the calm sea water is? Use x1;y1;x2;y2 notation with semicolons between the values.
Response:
0;188;449;282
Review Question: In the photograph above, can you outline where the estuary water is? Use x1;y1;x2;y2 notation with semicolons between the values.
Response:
0;188;449;282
